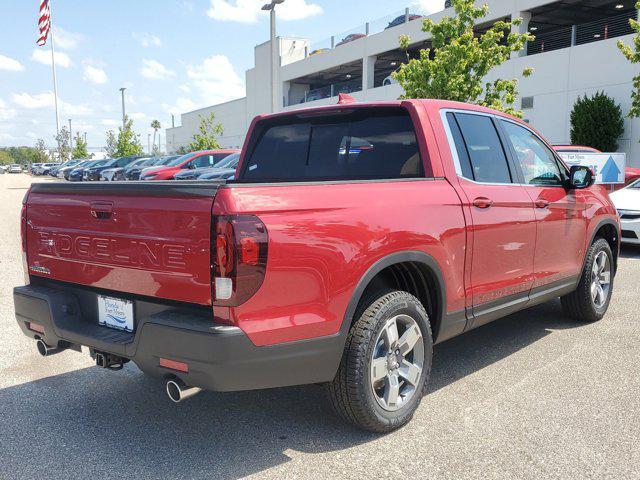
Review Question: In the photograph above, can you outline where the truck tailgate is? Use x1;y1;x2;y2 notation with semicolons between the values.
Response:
25;182;220;305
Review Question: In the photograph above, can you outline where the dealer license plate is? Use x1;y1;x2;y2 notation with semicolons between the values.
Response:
97;295;135;332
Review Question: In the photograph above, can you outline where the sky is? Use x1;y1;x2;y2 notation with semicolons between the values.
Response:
0;0;441;152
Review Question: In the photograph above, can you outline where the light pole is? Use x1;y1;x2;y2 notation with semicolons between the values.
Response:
262;0;284;113
119;87;127;130
148;134;151;154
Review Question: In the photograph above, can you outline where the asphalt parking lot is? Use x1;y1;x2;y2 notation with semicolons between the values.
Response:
1;173;639;480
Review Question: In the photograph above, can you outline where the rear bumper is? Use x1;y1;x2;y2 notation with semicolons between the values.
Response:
14;284;343;392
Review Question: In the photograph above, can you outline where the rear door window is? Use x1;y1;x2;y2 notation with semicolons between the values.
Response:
452;113;513;184
242;109;423;181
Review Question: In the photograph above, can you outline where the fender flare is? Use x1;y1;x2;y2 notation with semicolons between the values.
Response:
585;217;621;272
339;250;447;339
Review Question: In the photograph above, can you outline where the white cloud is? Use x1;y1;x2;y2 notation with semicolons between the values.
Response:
12;92;55;109
412;0;442;15
31;48;72;68
0;98;17;120
130;112;148;121
133;32;162;47
186;54;245;104
162;97;197;116
83;65;108;84
179;84;191;93
11;91;93;116
101;119;120;127
54;27;83;50
0;54;24;72
207;0;322;23
140;59;175;80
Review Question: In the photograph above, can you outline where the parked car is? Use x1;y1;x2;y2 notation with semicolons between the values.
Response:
15;100;620;433
59;160;91;180
0;165;5;174
385;13;423;29
7;164;23;173
85;156;148;181
33;163;59;175
173;153;240;180
101;156;152;181
610;179;640;245
140;150;239;181
67;159;106;182
125;156;178;181
50;160;81;177
552;145;640;190
29;163;43;174
309;48;330;57
335;33;366;47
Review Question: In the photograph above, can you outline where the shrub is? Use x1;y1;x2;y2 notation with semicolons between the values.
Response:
570;92;624;152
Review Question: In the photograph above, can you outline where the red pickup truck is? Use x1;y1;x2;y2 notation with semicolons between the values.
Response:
15;100;620;432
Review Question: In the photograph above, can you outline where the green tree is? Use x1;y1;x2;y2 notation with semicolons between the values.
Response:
570;92;624;152
151;119;161;152
114;116;143;158
617;1;640;130
393;0;534;117
188;112;223;151
72;133;89;159
55;126;72;161
34;139;51;162
105;130;118;157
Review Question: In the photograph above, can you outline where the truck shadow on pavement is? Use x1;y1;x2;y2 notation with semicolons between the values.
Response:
620;245;640;259
0;300;581;480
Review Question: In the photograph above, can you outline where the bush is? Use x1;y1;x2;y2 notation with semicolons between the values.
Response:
570;92;624;152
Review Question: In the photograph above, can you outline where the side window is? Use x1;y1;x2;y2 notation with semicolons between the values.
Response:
500;121;564;186
446;112;474;180
454;113;512;184
191;155;215;168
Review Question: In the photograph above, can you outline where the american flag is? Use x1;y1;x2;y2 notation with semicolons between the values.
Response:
37;0;51;46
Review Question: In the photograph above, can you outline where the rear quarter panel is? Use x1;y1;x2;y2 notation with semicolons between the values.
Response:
215;180;466;346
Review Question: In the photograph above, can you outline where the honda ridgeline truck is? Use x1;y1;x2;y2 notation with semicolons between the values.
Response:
15;99;620;432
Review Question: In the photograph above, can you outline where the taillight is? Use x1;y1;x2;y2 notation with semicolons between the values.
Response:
212;215;268;306
21;189;30;285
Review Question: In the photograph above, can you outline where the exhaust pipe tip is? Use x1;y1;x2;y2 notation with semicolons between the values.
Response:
36;339;65;357
36;339;48;357
166;379;202;403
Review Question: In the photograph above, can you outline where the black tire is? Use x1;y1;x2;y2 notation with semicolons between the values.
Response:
326;290;433;433
561;238;614;322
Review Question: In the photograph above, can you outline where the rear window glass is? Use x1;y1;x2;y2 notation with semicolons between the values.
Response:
242;109;423;181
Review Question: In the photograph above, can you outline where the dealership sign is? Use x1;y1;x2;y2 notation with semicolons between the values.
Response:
558;152;626;184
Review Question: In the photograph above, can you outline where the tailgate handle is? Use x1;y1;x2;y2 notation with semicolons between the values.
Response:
90;202;114;219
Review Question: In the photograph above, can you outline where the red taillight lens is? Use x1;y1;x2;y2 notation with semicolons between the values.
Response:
212;215;268;306
21;190;30;285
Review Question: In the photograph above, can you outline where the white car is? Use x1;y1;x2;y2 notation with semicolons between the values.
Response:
7;164;23;174
610;179;640;245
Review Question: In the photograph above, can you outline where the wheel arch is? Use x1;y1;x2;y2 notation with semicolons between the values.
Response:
588;218;620;273
340;251;447;343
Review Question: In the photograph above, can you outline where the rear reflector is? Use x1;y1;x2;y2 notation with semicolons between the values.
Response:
159;357;189;373
28;322;45;334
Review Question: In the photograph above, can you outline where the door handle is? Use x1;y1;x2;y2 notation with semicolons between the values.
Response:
535;199;550;209
472;197;493;209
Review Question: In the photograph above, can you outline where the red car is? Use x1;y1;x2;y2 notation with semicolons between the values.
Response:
15;100;619;432
140;149;240;180
553;145;640;190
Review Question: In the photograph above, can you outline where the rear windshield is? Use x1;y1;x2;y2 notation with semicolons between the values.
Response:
241;108;423;182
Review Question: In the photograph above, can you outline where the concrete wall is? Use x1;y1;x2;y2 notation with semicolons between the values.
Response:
166;2;640;166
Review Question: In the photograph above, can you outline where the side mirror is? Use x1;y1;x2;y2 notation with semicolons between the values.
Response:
568;165;595;189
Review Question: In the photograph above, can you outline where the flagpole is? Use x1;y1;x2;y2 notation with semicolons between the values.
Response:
48;0;61;160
